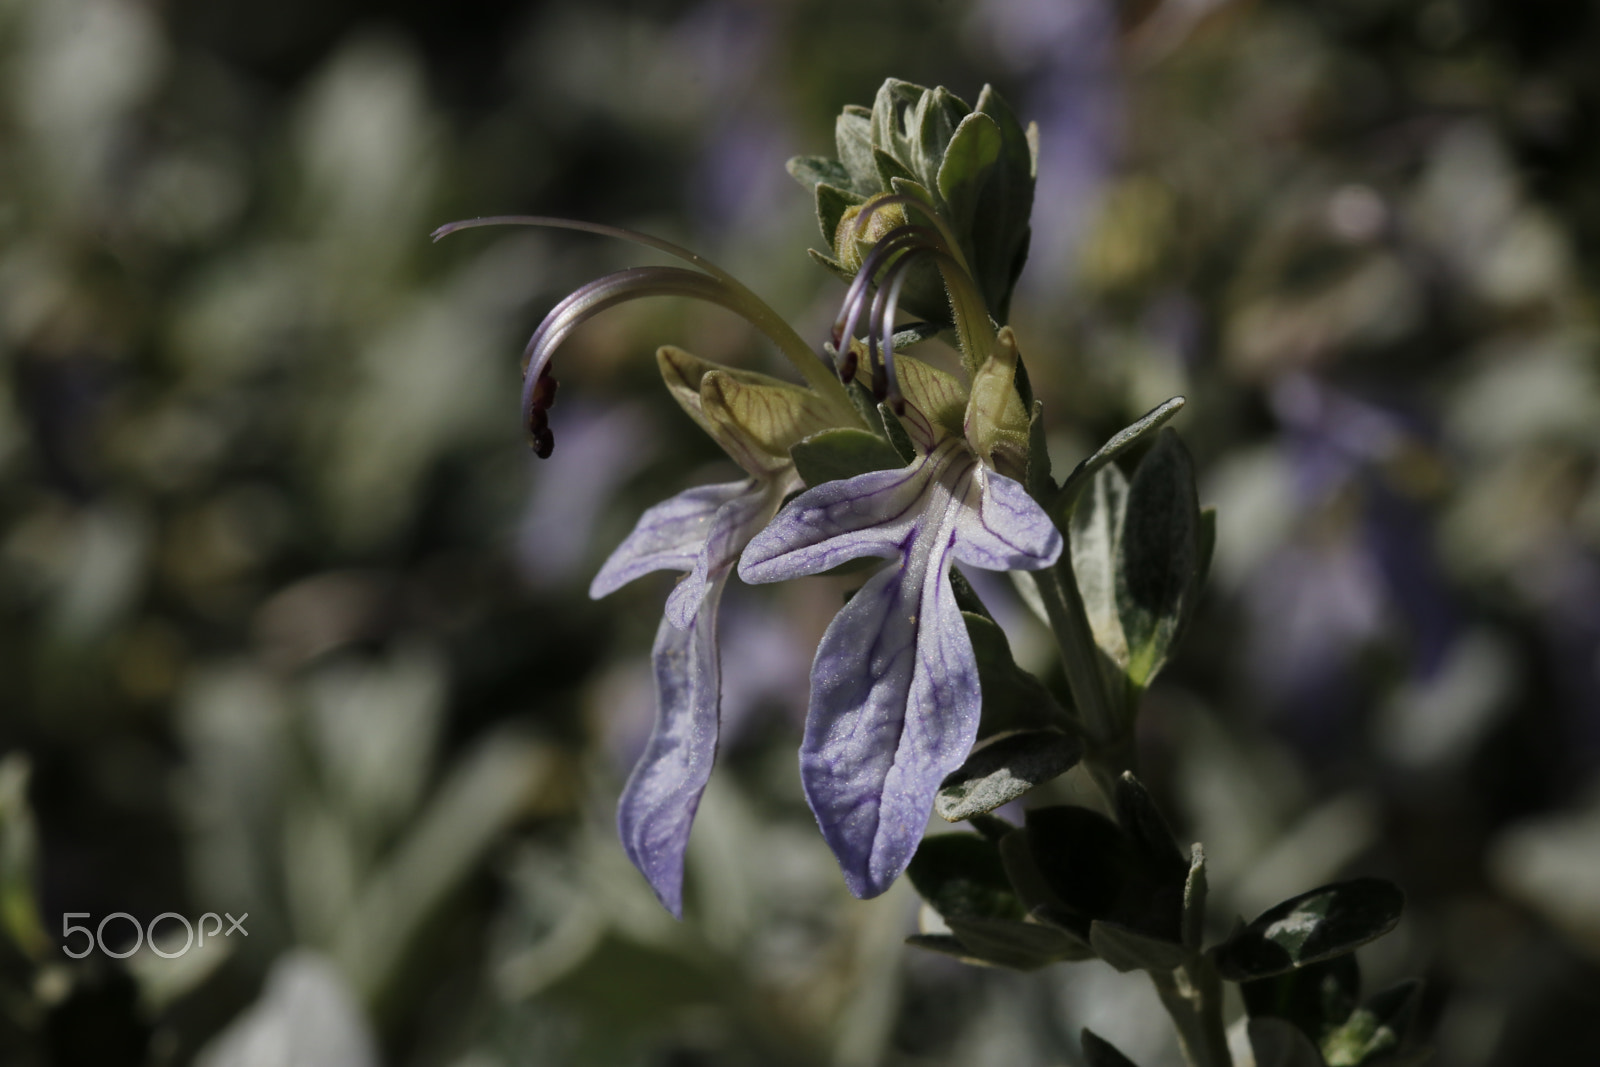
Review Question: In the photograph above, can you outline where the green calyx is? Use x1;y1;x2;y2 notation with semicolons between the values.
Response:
788;79;1037;326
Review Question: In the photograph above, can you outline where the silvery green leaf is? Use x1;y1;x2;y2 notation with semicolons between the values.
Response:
961;611;1069;736
1197;505;1218;591
1082;1029;1143;1067
1070;463;1131;672
1114;772;1186;870
1249;1018;1328;1067
914;85;970;190
907;831;1025;921
937;111;1003;234
1183;844;1208;953
1027;400;1055;498
815;182;866;246
835;106;878;195
1214;879;1406;982
873;148;918;195
790;427;906;488
870;79;923;162
935;728;1082;822
1116;429;1202;688
806;247;857;285
1089;919;1187;974
1057;397;1187;514
945;915;1095;970
787;154;852;192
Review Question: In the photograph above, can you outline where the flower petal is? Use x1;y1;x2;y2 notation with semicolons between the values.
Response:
950;463;1063;572
589;480;751;600
664;478;786;630
738;447;951;583
617;582;725;918
798;489;979;898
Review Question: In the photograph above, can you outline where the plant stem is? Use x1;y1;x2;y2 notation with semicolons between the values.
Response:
1150;955;1233;1067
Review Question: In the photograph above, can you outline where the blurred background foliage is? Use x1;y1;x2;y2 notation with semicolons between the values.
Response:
0;0;1598;1063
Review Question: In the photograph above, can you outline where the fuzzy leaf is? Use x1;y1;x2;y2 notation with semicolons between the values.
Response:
1070;463;1131;671
1089;919;1187;973
1215;879;1406;981
937;111;1003;233
787;154;852;192
935;728;1081;822
1116;429;1202;688
906;832;1024;921
814;182;867;247
1057;397;1187;514
790;428;906;488
835;107;878;195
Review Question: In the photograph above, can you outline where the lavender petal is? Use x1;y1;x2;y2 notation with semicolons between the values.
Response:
739;451;943;583
617;583;725;918
590;480;753;601
950;464;1064;572
798;485;980;898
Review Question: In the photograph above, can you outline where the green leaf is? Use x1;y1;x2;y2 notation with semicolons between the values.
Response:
814;182;867;247
787;154;852;192
1242;955;1361;1046
1182;844;1208;953
1197;505;1217;591
1057;397;1187;515
834;107;878;195
1214;879;1406;981
1114;772;1187;872
1082;1028;1143;1067
936;915;1095;970
790;427;905;487
1322;981;1425;1067
1116;429;1202;688
935;728;1082;822
937;111;1003;233
1089;919;1186;974
878;402;918;463
873;146;917;192
907;832;1024;921
914;85;970;191
961;612;1068;737
1070;463;1131;672
870;79;923;163
1251;1018;1329;1067
806;247;858;285
1027;400;1055;499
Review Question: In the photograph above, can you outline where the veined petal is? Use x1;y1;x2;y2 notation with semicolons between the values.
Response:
664;478;788;630
950;462;1063;572
738;445;959;583
618;582;725;918
799;454;979;898
590;480;751;600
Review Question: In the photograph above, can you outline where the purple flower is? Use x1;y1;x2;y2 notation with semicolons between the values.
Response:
739;360;1061;898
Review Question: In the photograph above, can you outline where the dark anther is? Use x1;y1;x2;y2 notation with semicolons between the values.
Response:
870;363;889;402
531;426;554;458
530;369;558;410
838;346;858;383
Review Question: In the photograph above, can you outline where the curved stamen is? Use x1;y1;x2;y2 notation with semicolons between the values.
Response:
521;265;813;455
849;195;972;277
875;255;919;416
435;215;858;422
832;225;943;353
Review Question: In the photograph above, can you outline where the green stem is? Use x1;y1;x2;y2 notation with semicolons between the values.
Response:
1031;562;1119;750
1150;955;1233;1067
